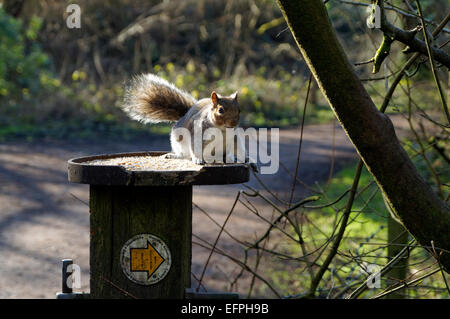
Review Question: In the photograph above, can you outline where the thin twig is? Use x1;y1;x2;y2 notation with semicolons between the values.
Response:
192;235;281;298
348;240;415;298
196;191;241;291
289;73;313;206
371;268;440;299
415;0;449;123
307;160;364;297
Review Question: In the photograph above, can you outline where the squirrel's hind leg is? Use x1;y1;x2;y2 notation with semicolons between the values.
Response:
167;128;190;159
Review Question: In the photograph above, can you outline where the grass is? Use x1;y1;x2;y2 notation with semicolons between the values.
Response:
256;160;449;298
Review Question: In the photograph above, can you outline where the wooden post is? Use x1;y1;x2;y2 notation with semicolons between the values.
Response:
67;151;249;299
90;185;192;298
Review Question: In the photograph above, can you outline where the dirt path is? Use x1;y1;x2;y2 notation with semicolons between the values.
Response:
0;118;411;298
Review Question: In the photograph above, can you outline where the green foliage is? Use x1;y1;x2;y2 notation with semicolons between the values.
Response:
0;0;445;141
0;9;158;141
0;8;53;101
0;0;337;140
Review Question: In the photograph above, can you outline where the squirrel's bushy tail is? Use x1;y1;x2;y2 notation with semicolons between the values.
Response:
122;73;197;123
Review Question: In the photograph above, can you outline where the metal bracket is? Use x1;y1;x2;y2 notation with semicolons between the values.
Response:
56;258;89;299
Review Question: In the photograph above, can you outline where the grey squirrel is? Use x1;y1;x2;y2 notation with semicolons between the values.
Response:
121;73;256;168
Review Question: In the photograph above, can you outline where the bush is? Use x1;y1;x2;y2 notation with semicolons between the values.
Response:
0;8;55;102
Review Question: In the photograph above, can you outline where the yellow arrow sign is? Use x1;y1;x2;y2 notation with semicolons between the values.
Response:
130;241;165;279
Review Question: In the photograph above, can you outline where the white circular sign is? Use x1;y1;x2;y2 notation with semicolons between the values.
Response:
120;234;171;285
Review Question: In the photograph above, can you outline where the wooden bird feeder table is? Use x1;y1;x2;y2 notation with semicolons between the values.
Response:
65;151;249;299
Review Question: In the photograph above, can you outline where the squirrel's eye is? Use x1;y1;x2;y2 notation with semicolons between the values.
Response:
218;107;224;114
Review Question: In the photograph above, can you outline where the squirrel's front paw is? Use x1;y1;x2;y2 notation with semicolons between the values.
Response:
164;152;176;159
165;152;184;159
192;157;205;165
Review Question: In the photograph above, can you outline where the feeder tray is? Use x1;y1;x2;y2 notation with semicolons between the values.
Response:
68;151;250;186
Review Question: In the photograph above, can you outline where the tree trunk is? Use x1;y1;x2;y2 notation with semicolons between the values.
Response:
275;0;450;271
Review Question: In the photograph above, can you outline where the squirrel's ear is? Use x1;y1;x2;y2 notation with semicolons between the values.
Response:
230;91;238;100
211;91;218;106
